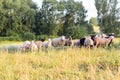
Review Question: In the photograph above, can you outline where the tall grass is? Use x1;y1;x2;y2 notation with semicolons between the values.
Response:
0;39;119;80
0;47;120;80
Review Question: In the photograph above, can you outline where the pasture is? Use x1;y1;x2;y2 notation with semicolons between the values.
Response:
0;38;120;80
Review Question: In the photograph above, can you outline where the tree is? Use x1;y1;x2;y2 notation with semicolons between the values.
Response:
34;0;57;36
89;17;98;26
56;0;87;35
34;0;88;38
95;0;120;34
0;0;37;37
0;0;92;40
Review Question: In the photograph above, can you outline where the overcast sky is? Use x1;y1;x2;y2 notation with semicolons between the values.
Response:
32;0;97;20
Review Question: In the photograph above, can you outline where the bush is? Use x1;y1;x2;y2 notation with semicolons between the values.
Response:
66;26;87;39
22;32;36;40
6;30;19;36
36;35;47;40
87;24;95;34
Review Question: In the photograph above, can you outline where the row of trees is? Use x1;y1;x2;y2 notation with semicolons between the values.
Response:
95;0;120;34
0;0;37;39
0;0;119;40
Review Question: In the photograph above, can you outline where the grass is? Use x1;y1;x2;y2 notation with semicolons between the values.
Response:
0;48;120;80
0;40;119;80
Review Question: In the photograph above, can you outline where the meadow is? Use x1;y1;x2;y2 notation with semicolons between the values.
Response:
0;39;120;80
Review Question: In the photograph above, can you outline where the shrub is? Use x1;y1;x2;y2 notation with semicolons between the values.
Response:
6;29;19;36
22;32;36;40
87;24;95;34
66;25;87;39
36;35;47;40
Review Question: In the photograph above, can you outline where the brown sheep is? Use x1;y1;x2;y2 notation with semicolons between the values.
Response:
94;35;114;48
34;41;44;51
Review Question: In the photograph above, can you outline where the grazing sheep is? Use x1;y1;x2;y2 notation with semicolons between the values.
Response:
19;40;31;52
79;36;94;48
73;39;80;47
79;38;86;47
64;36;72;46
84;37;94;48
91;33;108;46
91;35;96;42
29;41;38;52
94;35;114;48
35;41;44;49
43;38;52;48
107;35;115;46
51;36;66;47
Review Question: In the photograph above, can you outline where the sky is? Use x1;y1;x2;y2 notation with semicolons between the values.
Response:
32;0;97;20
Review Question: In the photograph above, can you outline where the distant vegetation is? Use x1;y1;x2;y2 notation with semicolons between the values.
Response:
0;0;120;41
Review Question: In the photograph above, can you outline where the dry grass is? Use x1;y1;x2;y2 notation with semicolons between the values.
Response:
0;47;120;80
0;40;120;80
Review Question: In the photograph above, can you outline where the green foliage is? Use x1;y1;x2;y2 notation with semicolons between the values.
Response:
58;0;87;35
36;35;47;40
89;17;98;26
6;29;19;36
52;25;60;36
22;32;36;40
86;24;95;34
1;0;120;41
66;25;87;39
0;0;37;37
95;0;120;34
0;0;89;40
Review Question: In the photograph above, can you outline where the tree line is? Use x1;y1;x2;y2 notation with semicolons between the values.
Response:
0;0;119;41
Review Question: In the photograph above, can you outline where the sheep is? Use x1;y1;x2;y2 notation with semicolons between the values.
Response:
35;41;44;50
79;38;86;47
43;38;52;48
51;36;66;47
64;36;72;46
79;36;94;48
29;41;38;52
73;39;80;47
94;35;114;48
19;40;31;52
84;37;94;48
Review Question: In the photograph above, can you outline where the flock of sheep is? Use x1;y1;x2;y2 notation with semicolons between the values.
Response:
19;33;115;52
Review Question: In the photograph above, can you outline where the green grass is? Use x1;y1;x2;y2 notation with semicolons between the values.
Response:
0;40;119;80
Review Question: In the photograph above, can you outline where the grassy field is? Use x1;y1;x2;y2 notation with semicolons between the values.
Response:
0;39;120;80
